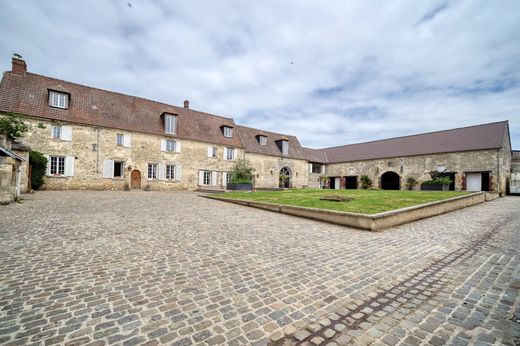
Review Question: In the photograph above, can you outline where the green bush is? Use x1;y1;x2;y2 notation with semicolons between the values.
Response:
422;177;452;185
0;112;28;141
229;159;253;184
360;175;372;189
405;177;418;190
29;151;47;190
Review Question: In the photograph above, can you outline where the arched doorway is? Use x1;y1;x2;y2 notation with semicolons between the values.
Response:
279;167;291;188
131;170;141;189
381;171;400;190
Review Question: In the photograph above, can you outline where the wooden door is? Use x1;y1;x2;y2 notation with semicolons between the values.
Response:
131;170;141;189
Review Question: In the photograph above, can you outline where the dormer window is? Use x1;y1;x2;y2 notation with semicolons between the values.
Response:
281;140;289;155
223;126;233;138
49;91;69;109
258;135;267;145
164;114;177;134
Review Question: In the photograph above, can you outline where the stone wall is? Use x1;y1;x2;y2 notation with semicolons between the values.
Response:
244;152;309;189
20;117;244;190
326;149;509;194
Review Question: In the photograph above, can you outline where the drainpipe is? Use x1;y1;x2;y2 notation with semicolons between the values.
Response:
96;127;100;173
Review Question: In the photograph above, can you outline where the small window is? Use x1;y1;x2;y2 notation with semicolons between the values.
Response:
223;126;233;138
226;172;231;184
203;171;211;185
52;125;62;139
164;114;177;134
50;156;65;175
166;164;176;180
211;147;217;157
114;161;124;178
49;91;68;109
225;147;235;161
258;136;267;145
166;140;176;152
282;140;289;155
116;134;124;146
311;163;323;174
148;164;157;179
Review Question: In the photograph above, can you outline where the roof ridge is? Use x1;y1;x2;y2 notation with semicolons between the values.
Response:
235;124;297;138
318;121;509;150
22;72;235;122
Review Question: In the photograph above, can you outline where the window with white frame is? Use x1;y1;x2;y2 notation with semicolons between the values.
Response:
203;171;211;185
49;91;68;109
166;140;176;152
148;164;157;179
281;140;289;155
258;135;267;145
211;146;217;157
225;147;235;161
114;161;124;178
116;134;124;146
164;114;177;134
52;125;62;139
223;126;233;138
50;156;65;175
166;164;176;180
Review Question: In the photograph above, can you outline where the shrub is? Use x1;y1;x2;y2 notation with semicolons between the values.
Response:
229;159;253;184
360;175;372;189
422;176;452;186
0;112;28;141
29;151;47;190
405;177;418;190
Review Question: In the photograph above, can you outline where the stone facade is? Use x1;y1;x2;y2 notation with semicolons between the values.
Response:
245;152;309;189
20;117;243;191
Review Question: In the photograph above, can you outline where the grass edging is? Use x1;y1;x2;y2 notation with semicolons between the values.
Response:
201;192;487;231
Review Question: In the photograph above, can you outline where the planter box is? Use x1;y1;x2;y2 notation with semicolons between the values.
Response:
226;183;253;191
421;184;449;191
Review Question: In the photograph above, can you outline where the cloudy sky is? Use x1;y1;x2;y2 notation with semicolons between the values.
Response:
1;0;519;149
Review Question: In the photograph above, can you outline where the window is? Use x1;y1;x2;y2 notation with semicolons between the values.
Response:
203;171;211;185
282;140;289;155
50;156;65;175
311;163;323;174
148;164;157;179
226;172;231;184
52;125;62;139
164;114;177;134
225;147;235;161
223;126;233;138
258;135;267;145
49;91;68;109
166;140;176;152
114;161;124;178
211;147;217;157
116;134;124;146
166;165;176;180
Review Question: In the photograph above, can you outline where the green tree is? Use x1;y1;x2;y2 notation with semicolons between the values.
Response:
229;159;253;184
0;112;28;141
29;151;47;190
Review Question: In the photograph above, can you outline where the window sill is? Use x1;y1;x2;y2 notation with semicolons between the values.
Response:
49;105;68;110
47;175;68;178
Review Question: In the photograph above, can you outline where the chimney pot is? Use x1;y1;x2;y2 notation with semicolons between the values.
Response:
184;100;189;109
11;56;27;76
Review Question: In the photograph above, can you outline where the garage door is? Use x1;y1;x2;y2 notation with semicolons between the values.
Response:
466;173;482;191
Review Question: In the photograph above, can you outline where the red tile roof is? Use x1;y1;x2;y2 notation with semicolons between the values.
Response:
310;121;509;164
0;71;243;148
236;125;307;160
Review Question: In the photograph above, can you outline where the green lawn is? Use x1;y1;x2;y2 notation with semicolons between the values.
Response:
219;189;469;214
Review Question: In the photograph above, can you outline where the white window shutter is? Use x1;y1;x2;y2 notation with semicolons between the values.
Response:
222;172;227;187
61;126;72;141
309;164;312;173
175;141;181;153
158;163;166;181
233;148;237;160
207;147;213;158
44;155;51;176
160;139;166;152
103;159;114;178
322;165;326;174
123;134;131;148
198;171;204;185
175;165;182;181
65;156;75;177
211;171;217;186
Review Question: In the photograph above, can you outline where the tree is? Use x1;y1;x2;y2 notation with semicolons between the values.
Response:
0;112;28;141
29;151;47;190
229;159;253;184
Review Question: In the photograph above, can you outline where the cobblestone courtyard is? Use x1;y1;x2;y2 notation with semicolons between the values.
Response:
0;191;519;346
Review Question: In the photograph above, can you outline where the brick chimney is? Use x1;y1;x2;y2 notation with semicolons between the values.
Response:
184;100;189;109
12;56;27;75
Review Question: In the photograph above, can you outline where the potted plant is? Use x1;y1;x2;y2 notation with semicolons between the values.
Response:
421;170;452;191
227;159;254;191
405;177;418;190
322;176;330;189
360;175;372;189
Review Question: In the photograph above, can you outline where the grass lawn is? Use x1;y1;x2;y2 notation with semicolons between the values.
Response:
219;189;469;214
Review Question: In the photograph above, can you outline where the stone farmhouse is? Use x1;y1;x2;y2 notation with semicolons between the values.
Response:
0;57;514;195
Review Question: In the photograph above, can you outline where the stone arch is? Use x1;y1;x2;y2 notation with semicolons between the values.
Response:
381;171;400;190
279;166;291;188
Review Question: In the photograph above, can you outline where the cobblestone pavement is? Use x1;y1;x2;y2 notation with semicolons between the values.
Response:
0;191;518;346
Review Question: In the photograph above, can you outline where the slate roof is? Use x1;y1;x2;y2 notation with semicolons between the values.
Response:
235;125;307;160
0;143;24;161
312;121;509;164
0;71;243;148
302;147;328;164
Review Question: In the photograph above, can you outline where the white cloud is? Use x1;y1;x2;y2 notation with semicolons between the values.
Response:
0;0;519;148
